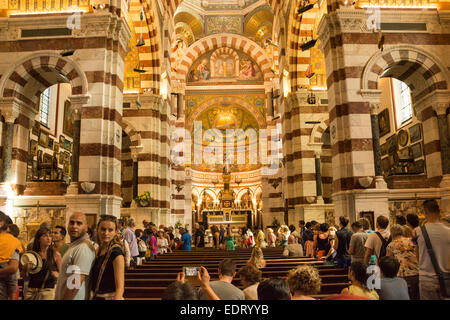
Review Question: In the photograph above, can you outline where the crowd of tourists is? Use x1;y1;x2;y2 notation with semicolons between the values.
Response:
164;199;449;301
0;199;448;300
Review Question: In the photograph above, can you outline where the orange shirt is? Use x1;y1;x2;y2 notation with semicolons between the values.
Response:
0;233;24;263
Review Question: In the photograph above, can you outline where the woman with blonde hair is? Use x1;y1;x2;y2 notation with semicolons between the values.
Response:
287;265;322;300
90;215;125;300
266;228;276;247
247;247;266;269
255;229;266;248
278;225;290;247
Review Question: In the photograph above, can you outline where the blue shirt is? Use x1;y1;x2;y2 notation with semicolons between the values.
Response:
181;232;191;251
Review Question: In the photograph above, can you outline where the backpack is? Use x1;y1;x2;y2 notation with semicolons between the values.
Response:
375;232;392;259
138;239;147;253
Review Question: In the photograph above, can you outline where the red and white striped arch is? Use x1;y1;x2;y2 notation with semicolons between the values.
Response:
0;51;88;108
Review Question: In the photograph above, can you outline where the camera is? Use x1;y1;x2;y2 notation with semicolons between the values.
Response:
183;266;201;277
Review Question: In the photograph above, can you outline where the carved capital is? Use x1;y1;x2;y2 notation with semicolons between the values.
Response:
69;94;91;121
370;102;381;115
129;146;144;162
0;97;36;123
433;102;449;116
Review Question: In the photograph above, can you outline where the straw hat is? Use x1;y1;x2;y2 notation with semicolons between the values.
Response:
20;251;43;274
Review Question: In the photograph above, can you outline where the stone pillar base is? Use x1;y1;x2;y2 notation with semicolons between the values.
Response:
375;176;388;189
332;188;390;224
64;194;122;223
440;174;450;214
66;182;79;195
296;203;335;224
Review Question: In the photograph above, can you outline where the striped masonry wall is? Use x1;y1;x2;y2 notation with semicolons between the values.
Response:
317;7;450;201
283;91;330;208
0;13;131;200
129;0;161;94
288;0;319;91
122;94;170;210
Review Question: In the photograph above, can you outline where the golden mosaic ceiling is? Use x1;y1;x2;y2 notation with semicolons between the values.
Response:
174;10;204;40
243;6;273;43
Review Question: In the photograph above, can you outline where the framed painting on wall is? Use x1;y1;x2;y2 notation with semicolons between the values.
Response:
411;142;423;159
48;137;54;149
360;211;375;231
398;129;409;147
43;153;52;164
386;134;397;154
32;121;40;136
38;130;49;147
409;123;422;143
64;139;72;151
380;143;388;156
63;100;73;137
29;140;38;156
378;109;391;138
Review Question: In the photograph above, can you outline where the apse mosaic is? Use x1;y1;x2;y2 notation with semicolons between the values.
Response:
185;92;266;123
187;48;263;84
190;103;262;173
195;105;260;133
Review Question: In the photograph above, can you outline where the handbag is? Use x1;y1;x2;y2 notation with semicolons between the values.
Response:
421;226;450;298
27;270;50;300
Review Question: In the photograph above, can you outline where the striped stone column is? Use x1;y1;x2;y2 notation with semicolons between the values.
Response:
0;113;17;183
317;11;382;221
315;151;323;200
130;146;143;200
434;103;450;175
0;97;36;192
435;102;450;214
66;94;90;195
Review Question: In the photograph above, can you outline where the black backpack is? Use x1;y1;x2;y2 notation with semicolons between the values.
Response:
375;232;392;258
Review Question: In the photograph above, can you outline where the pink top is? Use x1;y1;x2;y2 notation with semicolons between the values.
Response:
149;236;157;254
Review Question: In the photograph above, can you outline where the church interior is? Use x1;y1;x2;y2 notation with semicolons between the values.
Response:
0;0;449;241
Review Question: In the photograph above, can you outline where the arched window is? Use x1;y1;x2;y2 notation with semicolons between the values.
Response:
391;78;413;129
39;87;51;126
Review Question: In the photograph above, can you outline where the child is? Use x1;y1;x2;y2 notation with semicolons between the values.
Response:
157;230;168;255
341;262;379;300
377;256;410;300
305;233;314;258
0;219;23;300
7;224;23;300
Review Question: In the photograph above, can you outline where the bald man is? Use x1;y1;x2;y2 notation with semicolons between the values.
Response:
54;212;95;300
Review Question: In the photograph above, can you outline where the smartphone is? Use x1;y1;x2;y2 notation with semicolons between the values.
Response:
183;266;201;277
